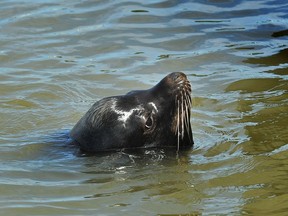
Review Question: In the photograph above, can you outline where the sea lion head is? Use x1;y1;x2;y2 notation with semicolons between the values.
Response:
70;72;193;152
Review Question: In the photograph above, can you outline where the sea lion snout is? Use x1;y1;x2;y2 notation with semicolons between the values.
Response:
154;72;191;97
168;71;187;82
164;72;188;85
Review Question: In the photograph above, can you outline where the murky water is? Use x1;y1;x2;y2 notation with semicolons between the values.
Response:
1;0;288;215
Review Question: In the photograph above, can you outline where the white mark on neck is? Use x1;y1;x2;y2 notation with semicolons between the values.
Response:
111;100;142;127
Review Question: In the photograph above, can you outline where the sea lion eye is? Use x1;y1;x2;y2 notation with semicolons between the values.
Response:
145;116;153;129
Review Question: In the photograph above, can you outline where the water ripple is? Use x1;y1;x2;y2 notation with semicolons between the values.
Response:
1;0;288;215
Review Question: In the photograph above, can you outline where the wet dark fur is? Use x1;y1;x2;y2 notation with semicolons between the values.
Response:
70;72;193;153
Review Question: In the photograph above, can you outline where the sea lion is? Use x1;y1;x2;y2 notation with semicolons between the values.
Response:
70;72;193;152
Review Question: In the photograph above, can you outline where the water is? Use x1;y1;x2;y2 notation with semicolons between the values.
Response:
1;0;288;215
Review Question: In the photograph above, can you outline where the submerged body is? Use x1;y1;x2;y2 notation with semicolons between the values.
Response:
70;72;193;153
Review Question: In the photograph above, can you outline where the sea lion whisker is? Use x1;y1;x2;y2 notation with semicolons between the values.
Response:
186;96;191;110
184;90;189;103
174;96;178;136
188;93;192;106
184;95;191;141
181;93;184;140
187;83;192;92
177;99;180;151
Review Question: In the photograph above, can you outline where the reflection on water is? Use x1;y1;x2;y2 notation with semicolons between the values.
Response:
0;0;288;215
227;77;287;154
